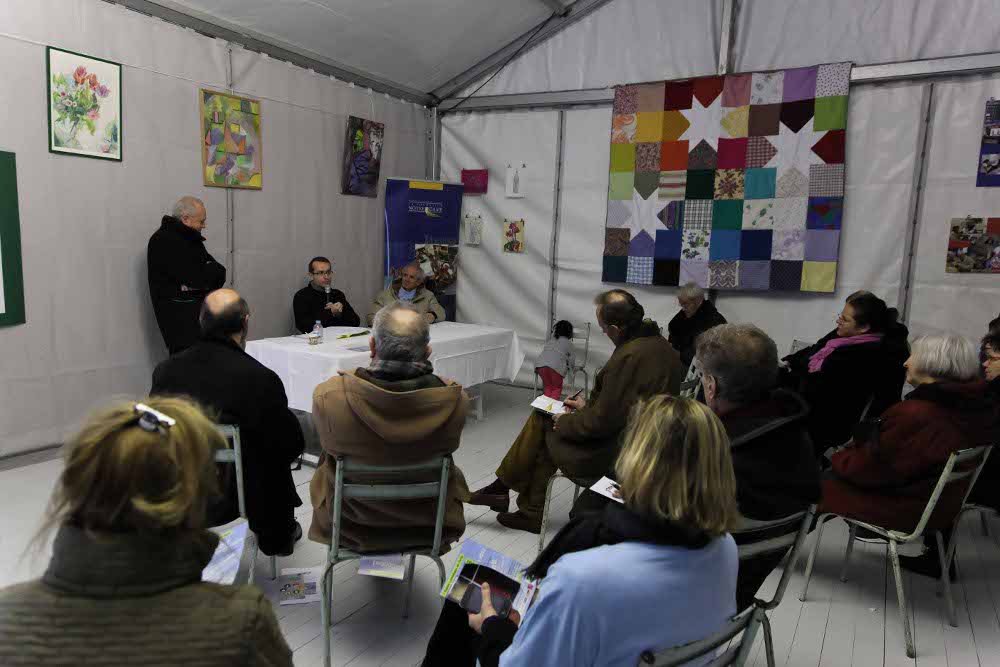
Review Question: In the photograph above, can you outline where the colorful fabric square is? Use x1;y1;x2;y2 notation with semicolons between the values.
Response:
782;67;818;102
681;229;710;261
709;260;739;288
609;172;633;200
744;168;777;199
816;63;851;97
664;80;694;110
634;171;659;198
814;96;848;131
722;74;752;107
809;164;845;197
780;99;815;133
611;114;637;144
683;200;713;232
688;140;718;170
807;197;844;229
748;104;781;137
743;199;777;229
613;86;638;114
679;259;709;287
635;143;662;171
713;200;743;230
750;72;784;104
603;256;628;282
812;129;846;164
636;83;666;111
771;197;809;229
685;170;716;199
776;167;809;198
627;256;654;284
741;230;774;260
659;200;685;229
718;138;748;169
739;261;771;290
655;230;682;259
604;228;630;256
653;260;680;285
694;76;725;107
660;141;689;170
805;229;840;261
721;106;749;138
662;111;691;142
610;144;635;171
629;230;656;257
769;260;803;290
800;261;837;292
746;137;777;168
658;171;687;201
709;230;741;260
636;111;665;142
771;229;805;260
715;169;745;199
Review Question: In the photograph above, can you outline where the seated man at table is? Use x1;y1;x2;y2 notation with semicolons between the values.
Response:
366;261;445;326
469;289;683;533
151;288;305;556
293;256;360;333
308;302;470;552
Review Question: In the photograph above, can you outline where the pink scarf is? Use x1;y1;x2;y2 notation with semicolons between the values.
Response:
808;333;884;373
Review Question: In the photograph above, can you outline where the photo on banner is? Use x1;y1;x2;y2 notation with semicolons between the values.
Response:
946;216;1000;273
200;89;262;189
976;99;1000;187
0;151;25;326
342;116;385;197
47;47;122;161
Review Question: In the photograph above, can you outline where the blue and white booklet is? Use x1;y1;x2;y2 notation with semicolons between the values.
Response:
440;540;538;618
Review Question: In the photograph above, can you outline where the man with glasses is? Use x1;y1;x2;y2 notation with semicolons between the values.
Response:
293;256;360;333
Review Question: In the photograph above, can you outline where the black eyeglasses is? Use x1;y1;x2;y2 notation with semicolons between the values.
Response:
311;270;333;276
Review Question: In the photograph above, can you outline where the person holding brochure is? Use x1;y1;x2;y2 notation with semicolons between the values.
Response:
422;396;739;667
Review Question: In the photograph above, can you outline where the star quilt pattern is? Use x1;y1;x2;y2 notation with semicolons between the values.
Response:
603;63;851;292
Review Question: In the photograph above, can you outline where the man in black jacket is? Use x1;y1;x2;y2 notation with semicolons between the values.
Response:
696;323;821;610
151;288;305;556
292;256;361;333
667;283;726;368
147;197;226;355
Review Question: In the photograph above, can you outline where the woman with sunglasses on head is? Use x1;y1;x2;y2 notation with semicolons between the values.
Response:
0;397;293;666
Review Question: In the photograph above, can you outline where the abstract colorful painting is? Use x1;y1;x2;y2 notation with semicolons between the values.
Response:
47;47;122;161
200;90;262;189
946;216;1000;273
603;63;852;292
503;219;525;253
342;116;384;197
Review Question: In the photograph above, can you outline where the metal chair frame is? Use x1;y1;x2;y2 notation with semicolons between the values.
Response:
533;322;593;398
213;424;277;582
320;455;452;667
679;358;704;398
639;606;762;666
800;446;993;658
537;471;582;555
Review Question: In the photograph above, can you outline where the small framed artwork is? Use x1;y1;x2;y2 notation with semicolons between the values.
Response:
0;152;26;326
342;116;385;197
47;46;122;161
200;89;263;189
503;218;525;253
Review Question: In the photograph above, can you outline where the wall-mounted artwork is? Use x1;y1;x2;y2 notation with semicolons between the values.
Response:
200;89;262;189
947;216;1000;273
976;99;1000;187
0;152;25;326
465;212;483;245
503;218;525;253
461;169;488;194
47;47;122;161
342;116;384;197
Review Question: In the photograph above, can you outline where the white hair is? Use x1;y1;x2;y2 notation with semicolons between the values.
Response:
677;283;705;301
372;302;430;362
402;261;425;281
172;196;204;220
909;334;979;383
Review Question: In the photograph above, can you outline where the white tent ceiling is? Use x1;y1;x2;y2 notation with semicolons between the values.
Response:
155;0;565;95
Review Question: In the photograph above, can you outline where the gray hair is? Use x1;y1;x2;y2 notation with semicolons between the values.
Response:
909;334;979;383
172;196;204;220
372;302;430;362
695;323;778;404
401;261;425;281
677;283;705;301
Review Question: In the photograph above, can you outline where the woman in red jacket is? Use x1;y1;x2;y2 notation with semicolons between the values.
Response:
820;333;997;578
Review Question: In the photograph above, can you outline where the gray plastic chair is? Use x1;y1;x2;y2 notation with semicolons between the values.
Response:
213;424;277;582
638;606;762;666
537;471;582;555
800;446;993;658
319;455;452;667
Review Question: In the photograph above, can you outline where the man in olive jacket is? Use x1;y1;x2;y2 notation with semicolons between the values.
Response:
469;290;683;533
366;261;445;326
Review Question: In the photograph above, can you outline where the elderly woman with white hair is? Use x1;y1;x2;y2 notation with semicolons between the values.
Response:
667;283;726;368
821;333;997;579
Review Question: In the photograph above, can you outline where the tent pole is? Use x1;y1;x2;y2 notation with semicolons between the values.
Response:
547;110;566;332
898;83;935;326
718;0;738;76
225;44;237;289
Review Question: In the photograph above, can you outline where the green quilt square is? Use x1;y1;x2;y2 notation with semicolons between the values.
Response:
609;172;634;200
610;144;636;172
712;200;743;229
814;96;847;131
685;169;716;200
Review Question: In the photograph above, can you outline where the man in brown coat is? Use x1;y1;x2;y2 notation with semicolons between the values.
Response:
469;289;683;533
308;302;470;552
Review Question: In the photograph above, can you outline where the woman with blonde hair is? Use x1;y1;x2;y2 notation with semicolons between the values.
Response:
0;397;293;666
423;396;740;667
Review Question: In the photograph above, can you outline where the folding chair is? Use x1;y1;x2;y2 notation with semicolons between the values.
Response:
800;446;993;658
638;606;762;666
320;455;452;667
537;471;582;555
679;358;704;399
213;425;277;581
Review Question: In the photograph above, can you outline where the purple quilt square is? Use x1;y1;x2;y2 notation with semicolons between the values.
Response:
722;74;751;107
740;229;773;260
739;260;771;290
804;229;840;261
679;259;709;287
783;66;818;102
769;260;803;290
806;196;844;230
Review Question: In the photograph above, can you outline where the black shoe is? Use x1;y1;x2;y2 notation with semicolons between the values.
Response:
898;551;957;581
497;511;541;534
469;479;510;512
271;521;303;558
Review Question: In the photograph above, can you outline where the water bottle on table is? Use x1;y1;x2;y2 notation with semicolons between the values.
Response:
310;320;323;345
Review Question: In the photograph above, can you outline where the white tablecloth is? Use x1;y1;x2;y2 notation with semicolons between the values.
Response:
245;322;525;412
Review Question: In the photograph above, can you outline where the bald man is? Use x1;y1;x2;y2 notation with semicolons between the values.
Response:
148;196;227;355
151;288;305;556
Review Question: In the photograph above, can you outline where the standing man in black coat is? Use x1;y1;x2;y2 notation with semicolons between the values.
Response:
151;288;305;556
147;196;226;355
292;256;361;333
667;283;727;369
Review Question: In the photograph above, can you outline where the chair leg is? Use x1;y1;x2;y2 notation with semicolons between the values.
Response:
762;612;776;667
270;555;277;581
840;523;857;582
402;553;417;619
888;540;916;659
320;562;335;667
800;514;831;601
936;531;957;627
432;557;447;588
537;474;561;556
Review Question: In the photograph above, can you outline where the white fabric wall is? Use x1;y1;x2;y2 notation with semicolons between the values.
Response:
0;0;428;456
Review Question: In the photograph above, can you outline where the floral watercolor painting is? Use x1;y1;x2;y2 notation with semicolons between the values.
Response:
47;47;122;160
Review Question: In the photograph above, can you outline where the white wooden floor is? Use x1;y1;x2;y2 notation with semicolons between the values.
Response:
2;383;999;667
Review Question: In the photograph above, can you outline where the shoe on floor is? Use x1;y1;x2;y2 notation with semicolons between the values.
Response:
898;551;957;581
469;479;510;512
270;521;304;558
497;511;541;535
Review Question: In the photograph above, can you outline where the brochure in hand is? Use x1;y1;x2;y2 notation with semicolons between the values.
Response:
440;540;538;619
530;395;565;415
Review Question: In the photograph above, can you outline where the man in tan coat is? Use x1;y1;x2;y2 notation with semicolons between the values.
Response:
366;261;446;326
308;302;469;553
469;290;683;533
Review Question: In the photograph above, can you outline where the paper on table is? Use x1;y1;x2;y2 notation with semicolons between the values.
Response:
589;476;624;504
278;567;323;605
530;395;565;415
202;519;249;584
358;555;406;580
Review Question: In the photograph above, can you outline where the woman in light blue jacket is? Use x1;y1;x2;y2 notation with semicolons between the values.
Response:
423;396;740;667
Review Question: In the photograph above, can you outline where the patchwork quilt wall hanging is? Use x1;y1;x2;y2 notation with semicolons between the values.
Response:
603;62;851;292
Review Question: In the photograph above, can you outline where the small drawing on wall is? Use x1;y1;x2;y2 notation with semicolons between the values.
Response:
505;163;526;199
465;212;483;245
503;218;525;253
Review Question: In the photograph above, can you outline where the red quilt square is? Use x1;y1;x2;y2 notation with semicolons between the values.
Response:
664;80;694;110
660;141;689;171
717;138;748;169
694;76;725;107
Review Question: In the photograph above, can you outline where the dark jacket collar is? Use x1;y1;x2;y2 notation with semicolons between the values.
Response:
719;388;809;449
161;215;205;243
907;380;992;412
42;524;218;598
